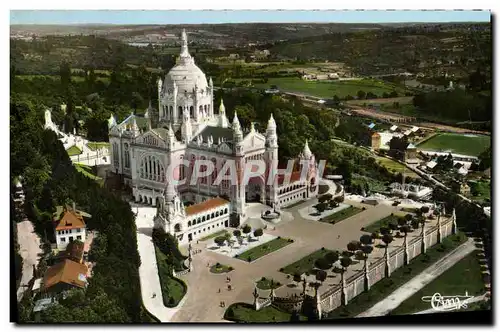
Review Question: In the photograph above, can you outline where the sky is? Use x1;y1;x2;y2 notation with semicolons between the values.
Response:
10;10;491;25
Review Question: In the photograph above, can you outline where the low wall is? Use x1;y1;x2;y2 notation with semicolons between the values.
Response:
318;216;455;314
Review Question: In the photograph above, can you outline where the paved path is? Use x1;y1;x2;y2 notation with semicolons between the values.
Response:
16;218;42;301
134;205;187;322
357;238;475;318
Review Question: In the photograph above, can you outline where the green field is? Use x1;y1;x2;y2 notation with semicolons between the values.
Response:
66;145;82;156
243;77;407;99
390;252;485;315
224;302;306;322
376;157;419;178
86;142;110;151
236;238;292;262
155;246;187;307
417;133;491;157
280;248;335;276
320;206;363;224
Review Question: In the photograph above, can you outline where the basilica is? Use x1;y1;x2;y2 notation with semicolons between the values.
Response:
109;30;318;244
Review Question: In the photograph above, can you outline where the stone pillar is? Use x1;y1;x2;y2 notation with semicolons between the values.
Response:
315;289;322;320
421;221;427;254
404;236;410;265
385;248;392;277
437;214;442;243
364;260;370;291
452;208;458;235
341;271;347;306
253;287;260;311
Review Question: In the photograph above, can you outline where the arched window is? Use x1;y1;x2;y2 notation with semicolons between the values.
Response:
197;217;201;224
112;142;119;168
224;208;228;214
169;106;173;119
211;158;217;185
188;221;191;227
202;216;206;222
124;143;130;169
139;155;165;183
179;155;185;181
199;105;203;117
190;106;194;117
200;156;207;184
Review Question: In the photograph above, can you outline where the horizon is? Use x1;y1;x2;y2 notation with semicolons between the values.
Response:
10;10;491;25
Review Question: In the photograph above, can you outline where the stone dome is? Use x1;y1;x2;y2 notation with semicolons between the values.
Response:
164;61;208;94
163;29;209;94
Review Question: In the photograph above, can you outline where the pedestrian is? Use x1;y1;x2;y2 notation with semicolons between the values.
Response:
337;235;340;239
218;288;221;293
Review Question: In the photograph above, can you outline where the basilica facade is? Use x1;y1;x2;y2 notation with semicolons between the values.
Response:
109;30;318;244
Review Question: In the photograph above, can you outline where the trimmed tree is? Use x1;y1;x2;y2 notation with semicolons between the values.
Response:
347;240;361;254
214;236;226;247
315;269;327;283
293;273;302;283
359;234;373;245
382;234;394;257
233;230;241;238
324;251;339;265
253;228;263;239
242;224;252;234
315;257;332;270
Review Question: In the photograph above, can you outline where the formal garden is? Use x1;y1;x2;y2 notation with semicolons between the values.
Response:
210;262;234;274
224;302;306;322
256;277;282;290
235;237;293;262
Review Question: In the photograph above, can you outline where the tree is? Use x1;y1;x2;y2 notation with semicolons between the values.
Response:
357;90;366;100
233;230;241;238
214;236;226;247
253;228;263;238
293;273;302;283
315;269;327;283
242;224;252;234
324;251;339;264
420;206;430;214
315;257;332;270
389;222;399;231
315;202;327;214
359;234;373;245
398;217;408;227
382;234;394;257
380;227;391;236
347;240;361;254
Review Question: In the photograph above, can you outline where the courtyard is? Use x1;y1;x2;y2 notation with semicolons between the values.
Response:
133;182;448;322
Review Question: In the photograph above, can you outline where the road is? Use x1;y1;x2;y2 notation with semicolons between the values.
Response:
356;238;475;318
16;218;42;301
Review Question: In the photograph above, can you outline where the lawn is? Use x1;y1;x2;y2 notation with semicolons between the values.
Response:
390;251;485;315
256;277;282;290
199;230;228;242
210;263;233;274
363;214;400;233
224;302;306;322
320;206;363;224
324;232;468;319
66;145;82;156
376;157;419;178
280;248;335;276
86;142;110;151
244;77;407;99
469;180;491;204
74;163;103;184
416;133;491;157
155;246;187;307
236;238;293;262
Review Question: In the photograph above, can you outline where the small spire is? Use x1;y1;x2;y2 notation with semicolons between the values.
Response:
250;122;255;132
267;113;276;130
303;139;312;159
209;77;213;86
168;123;175;138
165;181;177;201
219;99;226;115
